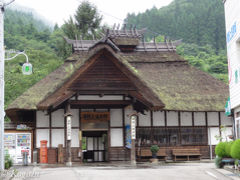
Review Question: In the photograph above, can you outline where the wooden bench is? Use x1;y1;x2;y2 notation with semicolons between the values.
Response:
172;149;201;161
137;148;167;161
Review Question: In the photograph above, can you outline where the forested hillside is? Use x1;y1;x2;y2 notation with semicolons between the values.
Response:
125;0;228;82
125;0;225;52
4;9;65;108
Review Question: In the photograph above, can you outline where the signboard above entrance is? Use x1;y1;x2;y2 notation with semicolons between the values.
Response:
81;112;110;123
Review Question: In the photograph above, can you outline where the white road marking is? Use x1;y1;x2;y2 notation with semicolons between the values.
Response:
206;171;218;179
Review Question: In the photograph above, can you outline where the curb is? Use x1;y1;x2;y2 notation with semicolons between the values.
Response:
215;166;240;180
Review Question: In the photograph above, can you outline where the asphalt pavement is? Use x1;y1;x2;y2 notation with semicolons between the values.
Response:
1;162;239;180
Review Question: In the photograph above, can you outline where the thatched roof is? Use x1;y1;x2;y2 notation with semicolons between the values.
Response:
6;30;229;114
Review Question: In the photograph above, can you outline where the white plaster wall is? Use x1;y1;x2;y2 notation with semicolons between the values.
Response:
110;128;123;147
110;109;122;127
208;127;220;145
180;112;192;126
166;111;178;126
221;112;232;126
207;112;219;126
36;129;49;148
224;127;234;142
36;111;49;127
78;95;123;100
71;109;79;127
194;112;206;126
52;109;64;127
52;129;65;147
153;111;165;126
138;111;151;126
71;129;79;147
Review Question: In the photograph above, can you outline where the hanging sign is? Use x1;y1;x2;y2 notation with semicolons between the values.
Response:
125;125;131;148
81;112;110;123
130;115;137;139
67;116;71;140
225;97;231;116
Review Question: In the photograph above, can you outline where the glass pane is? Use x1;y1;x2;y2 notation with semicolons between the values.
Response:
136;128;151;146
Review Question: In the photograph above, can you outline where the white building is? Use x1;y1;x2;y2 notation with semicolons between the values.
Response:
224;0;240;138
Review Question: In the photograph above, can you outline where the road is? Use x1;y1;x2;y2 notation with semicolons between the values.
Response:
3;162;238;180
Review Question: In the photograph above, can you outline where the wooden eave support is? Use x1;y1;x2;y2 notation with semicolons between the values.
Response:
69;100;133;109
69;100;131;105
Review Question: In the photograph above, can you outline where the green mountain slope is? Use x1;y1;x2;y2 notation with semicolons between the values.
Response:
4;9;64;109
125;0;226;53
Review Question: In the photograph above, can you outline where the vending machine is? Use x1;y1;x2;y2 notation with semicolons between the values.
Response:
4;133;31;164
4;133;16;162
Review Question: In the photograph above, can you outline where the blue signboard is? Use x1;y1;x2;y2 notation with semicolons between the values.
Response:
125;125;131;149
227;22;237;44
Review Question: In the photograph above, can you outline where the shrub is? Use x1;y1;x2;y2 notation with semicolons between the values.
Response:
215;156;224;168
215;142;228;158
231;139;240;159
150;145;159;154
4;154;13;169
225;141;234;158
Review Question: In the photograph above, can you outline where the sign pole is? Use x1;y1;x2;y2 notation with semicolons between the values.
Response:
65;103;72;167
130;114;137;165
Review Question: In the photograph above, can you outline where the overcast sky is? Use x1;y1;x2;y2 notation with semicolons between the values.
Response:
10;0;173;26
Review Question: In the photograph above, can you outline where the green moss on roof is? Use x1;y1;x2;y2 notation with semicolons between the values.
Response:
132;62;228;111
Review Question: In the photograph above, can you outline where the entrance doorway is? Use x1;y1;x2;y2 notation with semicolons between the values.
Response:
82;131;108;162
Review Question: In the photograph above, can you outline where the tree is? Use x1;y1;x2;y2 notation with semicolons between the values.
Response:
63;1;102;40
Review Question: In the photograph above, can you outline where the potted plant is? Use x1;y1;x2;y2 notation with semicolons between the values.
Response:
150;145;159;159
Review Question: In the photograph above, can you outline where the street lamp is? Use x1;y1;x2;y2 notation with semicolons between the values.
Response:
5;51;33;75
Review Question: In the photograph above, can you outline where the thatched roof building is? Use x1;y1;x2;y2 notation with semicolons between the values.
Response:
5;27;231;163
6;28;228;116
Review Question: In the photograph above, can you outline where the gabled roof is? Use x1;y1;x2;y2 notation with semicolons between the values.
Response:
6;44;166;114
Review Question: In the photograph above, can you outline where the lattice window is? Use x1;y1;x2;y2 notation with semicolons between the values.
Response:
136;127;207;146
181;127;207;145
136;128;151;146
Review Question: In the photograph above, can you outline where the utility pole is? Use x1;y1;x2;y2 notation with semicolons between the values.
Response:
0;0;5;171
0;0;15;171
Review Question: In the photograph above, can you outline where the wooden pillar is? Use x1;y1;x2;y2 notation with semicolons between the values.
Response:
218;112;222;137
49;112;52;148
192;112;195;127
178;111;181;144
65;103;72;167
164;111;167;127
79;109;82;163
122;108;125;148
